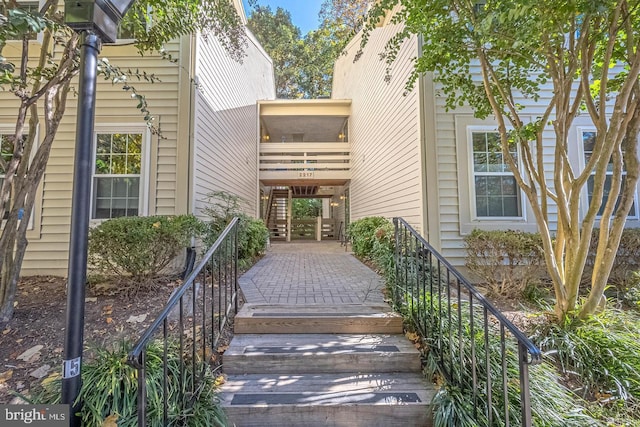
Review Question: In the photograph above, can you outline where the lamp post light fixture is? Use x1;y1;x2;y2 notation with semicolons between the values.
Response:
62;1;135;425
65;0;134;43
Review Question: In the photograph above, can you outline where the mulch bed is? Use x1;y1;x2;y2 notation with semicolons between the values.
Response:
0;275;240;404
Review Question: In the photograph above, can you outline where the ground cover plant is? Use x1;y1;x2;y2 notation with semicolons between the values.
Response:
27;341;227;426
534;309;640;408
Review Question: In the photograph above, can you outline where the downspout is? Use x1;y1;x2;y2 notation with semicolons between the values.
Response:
153;115;162;215
417;33;442;250
187;33;197;215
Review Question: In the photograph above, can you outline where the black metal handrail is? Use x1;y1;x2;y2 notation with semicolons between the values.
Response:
393;218;541;426
127;217;239;426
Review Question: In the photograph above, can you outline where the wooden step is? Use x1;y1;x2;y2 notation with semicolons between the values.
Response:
221;373;434;427
234;304;403;334
224;334;421;374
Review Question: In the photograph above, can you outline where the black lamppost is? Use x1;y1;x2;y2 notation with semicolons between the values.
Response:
62;2;135;425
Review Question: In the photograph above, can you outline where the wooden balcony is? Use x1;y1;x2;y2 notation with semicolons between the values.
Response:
259;142;350;183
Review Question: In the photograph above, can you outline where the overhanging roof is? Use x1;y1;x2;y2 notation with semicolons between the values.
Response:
259;99;351;143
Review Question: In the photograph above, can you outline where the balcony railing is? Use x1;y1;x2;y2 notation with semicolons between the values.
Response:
259;142;350;180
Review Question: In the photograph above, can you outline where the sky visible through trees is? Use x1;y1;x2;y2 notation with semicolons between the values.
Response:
246;0;371;98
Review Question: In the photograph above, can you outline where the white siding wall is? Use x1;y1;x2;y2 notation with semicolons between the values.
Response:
333;25;423;230
193;31;275;218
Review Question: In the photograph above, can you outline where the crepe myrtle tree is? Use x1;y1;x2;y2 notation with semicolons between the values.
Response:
0;0;245;322
362;0;640;321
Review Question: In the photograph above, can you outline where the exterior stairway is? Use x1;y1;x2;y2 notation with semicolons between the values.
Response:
266;188;289;241
220;303;434;427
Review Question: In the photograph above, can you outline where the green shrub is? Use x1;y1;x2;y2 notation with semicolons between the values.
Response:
202;191;268;264
585;228;640;290
534;309;640;407
464;229;545;297
622;282;640;311
237;216;269;261
28;341;226;426
348;217;391;258
371;221;396;282
88;215;203;286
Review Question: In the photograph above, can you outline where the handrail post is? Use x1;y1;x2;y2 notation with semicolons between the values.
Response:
519;342;533;426
137;352;147;427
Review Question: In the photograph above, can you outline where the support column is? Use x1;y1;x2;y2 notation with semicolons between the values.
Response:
316;216;322;241
286;188;292;242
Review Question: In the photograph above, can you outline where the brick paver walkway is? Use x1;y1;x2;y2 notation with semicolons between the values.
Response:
238;241;386;305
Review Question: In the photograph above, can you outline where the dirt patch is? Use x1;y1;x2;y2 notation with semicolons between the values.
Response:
0;274;240;403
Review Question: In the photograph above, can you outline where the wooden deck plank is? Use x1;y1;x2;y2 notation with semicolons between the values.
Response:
224;334;421;374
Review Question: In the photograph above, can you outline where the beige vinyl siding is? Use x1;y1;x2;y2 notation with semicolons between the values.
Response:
0;38;184;275
333;24;423;231
192;30;275;219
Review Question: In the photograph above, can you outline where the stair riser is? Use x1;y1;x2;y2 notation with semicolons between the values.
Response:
234;317;403;334
224;353;421;374
224;405;432;427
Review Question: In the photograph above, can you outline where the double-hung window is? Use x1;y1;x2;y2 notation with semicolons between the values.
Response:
92;131;144;219
471;130;522;218
582;130;638;218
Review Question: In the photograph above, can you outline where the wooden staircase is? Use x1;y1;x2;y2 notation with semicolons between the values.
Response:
221;304;434;427
266;188;289;241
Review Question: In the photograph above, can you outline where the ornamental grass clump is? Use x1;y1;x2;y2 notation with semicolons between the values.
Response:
28;341;227;427
534;308;640;411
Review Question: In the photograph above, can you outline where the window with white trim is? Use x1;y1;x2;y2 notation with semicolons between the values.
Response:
92;132;143;219
471;130;522;218
582;130;638;218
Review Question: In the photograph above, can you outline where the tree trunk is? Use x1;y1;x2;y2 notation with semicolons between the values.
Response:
0;33;75;323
